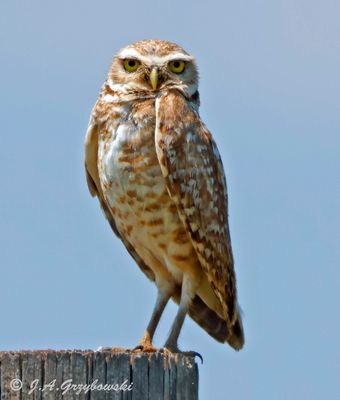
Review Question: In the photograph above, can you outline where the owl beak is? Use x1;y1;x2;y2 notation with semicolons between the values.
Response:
149;68;159;90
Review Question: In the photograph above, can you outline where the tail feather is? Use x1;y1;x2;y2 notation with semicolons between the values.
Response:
226;312;244;350
189;295;229;343
185;295;245;350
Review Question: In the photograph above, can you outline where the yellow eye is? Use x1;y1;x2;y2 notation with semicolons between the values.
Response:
169;60;186;74
123;59;140;72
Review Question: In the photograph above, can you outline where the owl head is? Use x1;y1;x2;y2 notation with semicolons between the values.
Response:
107;40;198;97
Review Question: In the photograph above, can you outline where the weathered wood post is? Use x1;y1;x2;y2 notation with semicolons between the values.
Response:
0;350;199;400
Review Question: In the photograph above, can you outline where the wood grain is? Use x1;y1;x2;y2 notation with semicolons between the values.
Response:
0;350;198;400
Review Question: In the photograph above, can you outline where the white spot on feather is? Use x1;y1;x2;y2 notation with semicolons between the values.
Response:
190;222;199;232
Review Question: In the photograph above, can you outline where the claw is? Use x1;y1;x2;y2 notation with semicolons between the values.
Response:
133;343;158;353
161;346;203;364
180;350;203;364
189;351;203;364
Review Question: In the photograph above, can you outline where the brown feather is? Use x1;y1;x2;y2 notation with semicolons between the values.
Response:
155;90;244;347
84;122;156;282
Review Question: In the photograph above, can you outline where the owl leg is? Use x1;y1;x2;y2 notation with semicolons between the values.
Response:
163;275;203;362
134;290;170;352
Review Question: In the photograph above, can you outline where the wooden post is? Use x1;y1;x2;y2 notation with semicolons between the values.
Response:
0;350;199;399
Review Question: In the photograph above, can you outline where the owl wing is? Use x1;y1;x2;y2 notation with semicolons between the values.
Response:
84;121;156;282
155;91;237;325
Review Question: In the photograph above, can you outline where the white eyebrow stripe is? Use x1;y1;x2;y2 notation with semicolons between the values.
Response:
118;48;142;59
117;48;194;65
163;53;194;62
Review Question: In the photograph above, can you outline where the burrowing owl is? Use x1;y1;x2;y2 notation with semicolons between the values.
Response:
85;39;244;355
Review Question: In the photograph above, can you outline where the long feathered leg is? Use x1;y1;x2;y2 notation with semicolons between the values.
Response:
163;275;203;362
134;290;170;352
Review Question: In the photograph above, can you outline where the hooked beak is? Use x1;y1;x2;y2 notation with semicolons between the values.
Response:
149;68;158;90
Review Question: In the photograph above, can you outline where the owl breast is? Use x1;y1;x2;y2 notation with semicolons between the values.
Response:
98;99;200;287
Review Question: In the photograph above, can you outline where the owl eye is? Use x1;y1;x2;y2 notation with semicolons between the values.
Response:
124;59;140;72
169;60;186;74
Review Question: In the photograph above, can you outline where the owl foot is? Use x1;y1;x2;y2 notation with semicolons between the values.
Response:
133;331;158;353
133;336;158;353
161;345;203;364
132;343;158;353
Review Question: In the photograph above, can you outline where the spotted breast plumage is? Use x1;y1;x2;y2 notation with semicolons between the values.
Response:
85;39;244;355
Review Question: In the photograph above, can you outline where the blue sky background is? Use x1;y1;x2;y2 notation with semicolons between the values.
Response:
1;1;339;399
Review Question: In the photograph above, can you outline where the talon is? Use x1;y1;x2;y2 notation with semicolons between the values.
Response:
133;344;158;353
162;346;203;364
190;351;203;364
